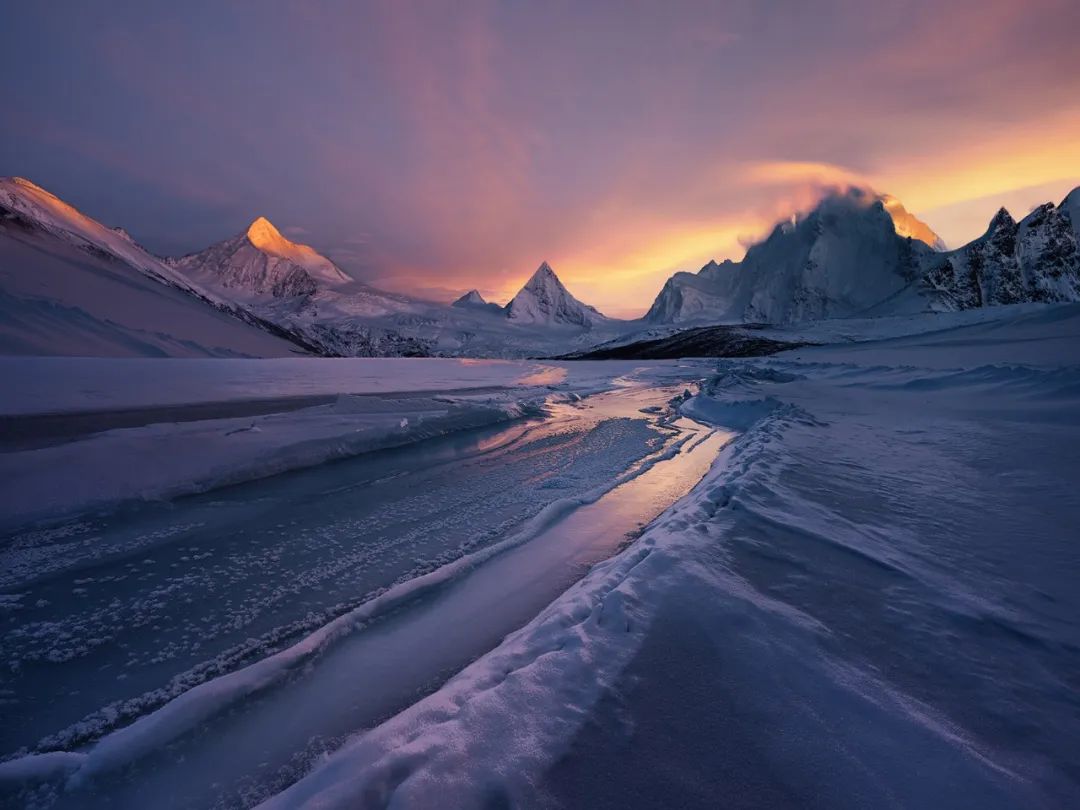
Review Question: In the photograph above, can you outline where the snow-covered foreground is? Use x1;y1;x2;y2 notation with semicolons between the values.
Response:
2;305;1079;809
259;305;1076;809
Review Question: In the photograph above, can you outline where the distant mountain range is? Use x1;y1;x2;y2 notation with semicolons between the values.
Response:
0;178;629;357
451;264;605;326
2;174;1078;357
646;186;1080;325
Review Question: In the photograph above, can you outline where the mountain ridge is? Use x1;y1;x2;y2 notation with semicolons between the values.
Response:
0;177;317;356
647;185;1080;325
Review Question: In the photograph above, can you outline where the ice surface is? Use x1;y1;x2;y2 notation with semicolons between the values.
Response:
0;371;724;807
0;357;576;416
0;358;710;530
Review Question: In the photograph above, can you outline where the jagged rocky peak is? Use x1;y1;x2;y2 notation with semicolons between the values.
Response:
505;261;606;327
988;207;1017;232
646;188;939;325
923;190;1080;309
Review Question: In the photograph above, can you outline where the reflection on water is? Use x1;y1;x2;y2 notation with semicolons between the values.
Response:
515;364;569;386
49;419;732;810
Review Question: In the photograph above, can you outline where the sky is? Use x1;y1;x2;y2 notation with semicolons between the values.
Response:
2;1;1078;317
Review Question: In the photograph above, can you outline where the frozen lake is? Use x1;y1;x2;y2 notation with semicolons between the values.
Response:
0;366;728;808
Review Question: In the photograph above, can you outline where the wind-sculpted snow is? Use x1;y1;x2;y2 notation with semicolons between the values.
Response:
248;307;1078;809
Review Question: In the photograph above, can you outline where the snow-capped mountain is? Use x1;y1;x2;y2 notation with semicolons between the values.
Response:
0;177;314;357
505;262;607;327
646;260;742;324
924;194;1080;309
647;188;933;324
647;186;1080;325
170;234;628;357
166;217;458;355
170;217;351;299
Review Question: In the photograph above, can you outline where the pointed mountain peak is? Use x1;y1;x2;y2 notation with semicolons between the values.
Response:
452;289;488;307
507;262;605;326
528;261;558;282
246;216;285;248
989;207;1016;232
237;216;349;286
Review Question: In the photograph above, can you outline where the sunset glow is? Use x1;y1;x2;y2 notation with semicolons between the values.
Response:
3;1;1077;315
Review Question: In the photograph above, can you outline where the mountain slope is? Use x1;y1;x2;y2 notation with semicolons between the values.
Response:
0;177;217;296
506;262;606;327
0;179;312;357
